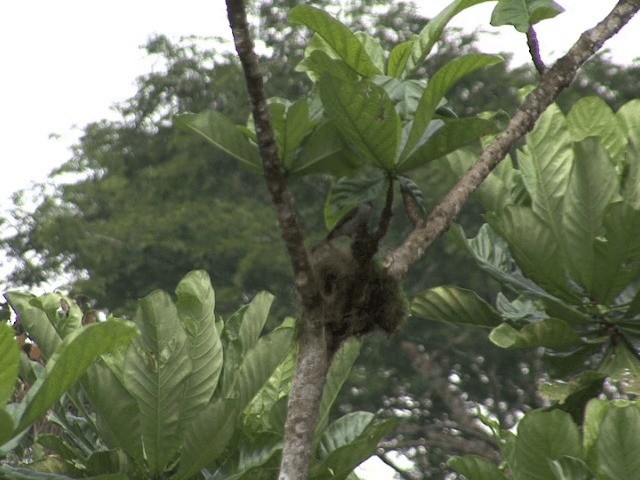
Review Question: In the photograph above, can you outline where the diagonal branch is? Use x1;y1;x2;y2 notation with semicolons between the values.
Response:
527;26;546;75
226;0;320;311
385;0;640;280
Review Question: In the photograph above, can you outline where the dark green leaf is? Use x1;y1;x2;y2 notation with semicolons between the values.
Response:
491;0;564;32
489;318;581;350
592;405;640;480
0;323;20;406
447;455;506;480
412;285;503;327
323;174;387;231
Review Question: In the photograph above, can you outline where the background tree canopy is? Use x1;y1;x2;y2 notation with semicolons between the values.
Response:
2;0;640;477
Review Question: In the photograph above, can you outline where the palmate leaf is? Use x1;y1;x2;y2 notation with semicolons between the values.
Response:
123;291;192;475
411;285;503;327
320;75;400;171
174;111;261;172
491;0;564;33
289;6;381;78
17;320;137;434
567;96;628;165
175;271;223;438
389;0;495;78
562;138;620;296
399;54;503;165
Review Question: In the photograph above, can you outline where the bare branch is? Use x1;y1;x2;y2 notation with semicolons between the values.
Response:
225;0;320;310
385;0;640;280
527;26;546;74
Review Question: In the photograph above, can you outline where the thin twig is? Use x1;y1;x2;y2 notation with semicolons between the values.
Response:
385;0;640;280
527;26;546;74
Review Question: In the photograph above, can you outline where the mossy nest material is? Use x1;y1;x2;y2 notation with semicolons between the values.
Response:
311;243;408;350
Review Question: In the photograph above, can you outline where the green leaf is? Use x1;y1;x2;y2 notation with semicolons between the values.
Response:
592;405;640;480
621;141;640;209
512;410;583;480
518;104;573;250
317;413;398;480
562;137;620;296
6;292;61;360
174;111;261;172
0;409;15;446
175;270;223;438
398;117;499;172
17;320;137;433
450;224;552;300
354;32;385;74
175;398;239;480
411;286;503;327
233;327;295;409
400;54;503;163
296;48;360;83
316;339;362;436
487;206;577;302
394;0;495;78
489;318;581;349
123;291;191;474
447;455;506;480
238;291;275;354
491;0;564;32
0;323;20;406
323;174;387;231
567;96;627;165
290;121;363;177
289;6;381;78
319;75;400;171
278;99;313;169
618;99;640;147
549;456;593;480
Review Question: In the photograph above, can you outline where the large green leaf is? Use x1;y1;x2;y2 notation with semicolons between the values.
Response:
622;141;640;209
562;138;620;295
487;206;576;302
319;75;400;171
316;412;398;480
450;224;551;300
30;293;82;339
0;323;20;406
398;116;499;172
591;202;640;303
17;320;137;434
489;318;582;349
123;291;191;475
274;99;313;170
618;99;640;147
290;121;362;177
316;339;362;436
400;54;503;163
448;455;506;480
512;410;583;480
323;174;388;231
288;6;381;78
237;291;274;354
491;0;564;32
591;405;640;480
81;362;143;464
389;0;494;78
0;409;14;447
567;96;627;165
549;457;593;480
6;292;61;360
233;327;295;409
518;104;573;251
175;271;223;438
175;398;239;480
412;285;503;327
174;111;261;172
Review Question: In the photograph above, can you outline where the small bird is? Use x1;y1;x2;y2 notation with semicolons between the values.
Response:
326;203;373;240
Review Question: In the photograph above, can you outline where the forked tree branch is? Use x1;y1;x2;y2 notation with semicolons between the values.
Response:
226;0;320;311
385;0;640;280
